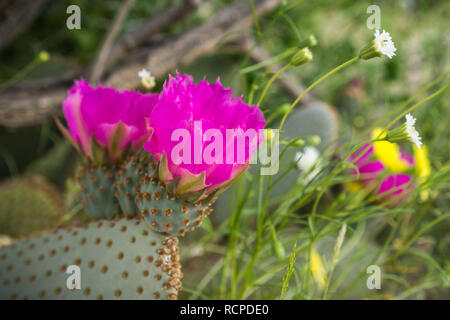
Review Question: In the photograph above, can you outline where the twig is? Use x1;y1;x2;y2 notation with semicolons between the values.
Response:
0;0;281;127
0;0;50;51
107;0;280;89
5;0;201;91
90;0;135;83
107;0;203;65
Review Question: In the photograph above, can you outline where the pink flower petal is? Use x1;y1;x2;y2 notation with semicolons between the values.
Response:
61;79;157;162
377;174;413;196
357;160;385;182
144;72;265;190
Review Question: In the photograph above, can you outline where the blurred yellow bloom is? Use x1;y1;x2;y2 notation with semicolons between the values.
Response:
265;128;275;142
345;181;362;192
310;248;327;290
414;144;431;201
372;128;409;172
413;145;431;178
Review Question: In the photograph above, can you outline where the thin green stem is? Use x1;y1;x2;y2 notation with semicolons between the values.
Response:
257;62;292;106
278;56;360;131
361;70;450;138
383;82;450;133
249;0;262;36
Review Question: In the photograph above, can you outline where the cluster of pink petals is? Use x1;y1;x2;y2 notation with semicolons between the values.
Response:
144;73;265;191
61;80;157;163
349;143;415;200
61;74;265;191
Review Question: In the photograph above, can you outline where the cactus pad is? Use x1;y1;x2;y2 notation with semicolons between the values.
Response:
0;217;181;300
115;154;154;215
136;177;214;237
75;166;121;218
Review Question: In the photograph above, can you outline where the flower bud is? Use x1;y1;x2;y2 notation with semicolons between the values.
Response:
278;103;290;114
291;138;305;147
291;47;313;66
298;34;317;49
38;51;50;62
309;135;321;146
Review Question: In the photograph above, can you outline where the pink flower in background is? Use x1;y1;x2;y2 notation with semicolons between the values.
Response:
58;80;157;163
144;73;265;194
349;141;415;200
378;174;412;197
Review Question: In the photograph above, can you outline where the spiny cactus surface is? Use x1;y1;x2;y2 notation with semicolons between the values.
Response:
76;166;121;218
0;217;181;300
136;178;213;237
114;154;153;215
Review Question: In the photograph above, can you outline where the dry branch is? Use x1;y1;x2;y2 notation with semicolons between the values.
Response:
90;0;136;83
0;0;280;128
106;0;280;89
107;0;204;65
0;0;50;51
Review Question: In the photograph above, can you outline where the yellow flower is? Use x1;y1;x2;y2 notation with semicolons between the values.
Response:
413;144;431;179
310;248;327;290
414;144;431;201
372;128;409;172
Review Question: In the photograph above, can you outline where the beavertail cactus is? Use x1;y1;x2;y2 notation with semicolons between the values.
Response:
0;217;181;300
1;73;265;300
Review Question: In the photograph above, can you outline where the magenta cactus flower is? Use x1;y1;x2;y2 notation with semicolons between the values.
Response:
144;73;265;196
349;139;416;201
57;79;157;164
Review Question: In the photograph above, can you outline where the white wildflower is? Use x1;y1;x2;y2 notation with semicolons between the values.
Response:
385;113;423;148
295;146;321;184
373;29;397;59
405;113;422;148
359;29;397;60
138;68;156;90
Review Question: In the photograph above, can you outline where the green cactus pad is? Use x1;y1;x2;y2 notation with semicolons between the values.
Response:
0;176;63;238
0;217;181;300
136;177;214;237
76;166;121;218
115;155;155;215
